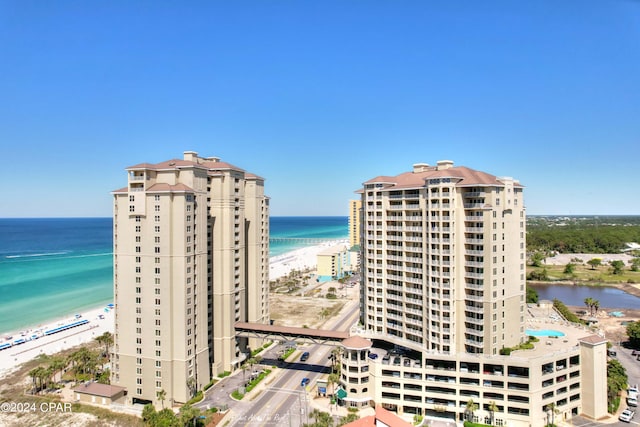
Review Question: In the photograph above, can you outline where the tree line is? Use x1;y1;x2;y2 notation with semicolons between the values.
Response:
527;223;640;254
28;332;113;394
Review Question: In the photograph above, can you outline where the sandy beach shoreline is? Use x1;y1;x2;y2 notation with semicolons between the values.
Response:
0;239;348;379
0;304;115;379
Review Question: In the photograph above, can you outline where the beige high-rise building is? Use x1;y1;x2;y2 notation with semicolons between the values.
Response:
348;199;362;248
359;160;525;353
341;161;608;426
111;151;269;407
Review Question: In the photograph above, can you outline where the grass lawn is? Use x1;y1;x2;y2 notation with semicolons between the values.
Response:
527;263;640;284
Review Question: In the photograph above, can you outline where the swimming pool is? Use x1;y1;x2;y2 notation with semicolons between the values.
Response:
525;329;566;338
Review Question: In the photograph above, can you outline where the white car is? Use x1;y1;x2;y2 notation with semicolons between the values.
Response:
620;408;635;422
628;396;638;407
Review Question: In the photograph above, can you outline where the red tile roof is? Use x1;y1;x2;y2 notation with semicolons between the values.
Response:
342;336;372;349
579;334;608;345
73;382;126;398
127;158;247;174
343;406;413;427
146;183;194;192
363;164;522;189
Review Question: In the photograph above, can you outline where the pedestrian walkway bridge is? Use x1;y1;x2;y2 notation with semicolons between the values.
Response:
235;322;349;346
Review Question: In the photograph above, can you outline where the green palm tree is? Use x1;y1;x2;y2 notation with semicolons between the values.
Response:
49;356;67;384
28;367;43;394
488;401;499;426
465;398;478;421
584;297;594;316
545;403;559;426
157;389;167;409
94;331;114;360
310;408;322;425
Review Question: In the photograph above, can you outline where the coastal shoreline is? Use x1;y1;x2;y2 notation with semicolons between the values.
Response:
0;239;348;379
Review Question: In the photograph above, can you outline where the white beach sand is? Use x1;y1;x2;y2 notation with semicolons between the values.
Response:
0;305;114;379
0;239;349;379
269;239;348;280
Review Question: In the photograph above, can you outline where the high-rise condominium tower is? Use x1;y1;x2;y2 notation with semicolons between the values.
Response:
349;199;362;248
111;151;269;406
359;160;526;355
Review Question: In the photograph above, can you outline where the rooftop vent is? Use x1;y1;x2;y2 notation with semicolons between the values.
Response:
436;160;454;170
413;163;430;173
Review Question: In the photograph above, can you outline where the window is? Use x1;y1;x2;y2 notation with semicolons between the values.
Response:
154;195;160;201
137;378;142;385
155;226;160;232
155;247;160;253
155;257;160;264
155;350;161;357
155;236;160;243
136;226;141;232
154;215;160;222
136;256;141;263
135;267;141;273
135;236;141;242
155;267;160;274
155;340;161;346
136;388;142;395
136;287;141;293
155;205;160;212
155;288;160;295
136;297;141;304
135;246;141;253
155;319;160;325
155;298;161;305
155;361;161;367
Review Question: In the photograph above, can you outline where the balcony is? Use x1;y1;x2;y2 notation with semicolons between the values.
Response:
465;227;485;233
465;271;485;279
465;305;484;314
464;203;486;209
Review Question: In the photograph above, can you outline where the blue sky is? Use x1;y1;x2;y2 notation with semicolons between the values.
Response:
1;1;638;217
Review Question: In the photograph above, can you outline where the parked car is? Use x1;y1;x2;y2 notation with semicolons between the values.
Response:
628;396;638;407
620;408;635;422
368;352;378;360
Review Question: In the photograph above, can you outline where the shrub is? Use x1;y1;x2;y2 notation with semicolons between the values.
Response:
186;391;203;405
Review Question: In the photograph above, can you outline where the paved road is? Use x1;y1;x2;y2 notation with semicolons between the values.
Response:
197;297;360;426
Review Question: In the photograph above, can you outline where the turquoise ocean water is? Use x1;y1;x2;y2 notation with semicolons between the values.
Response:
0;216;347;334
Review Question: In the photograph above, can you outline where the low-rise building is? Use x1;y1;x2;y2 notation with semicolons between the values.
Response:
317;245;350;282
338;303;608;427
73;382;127;406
